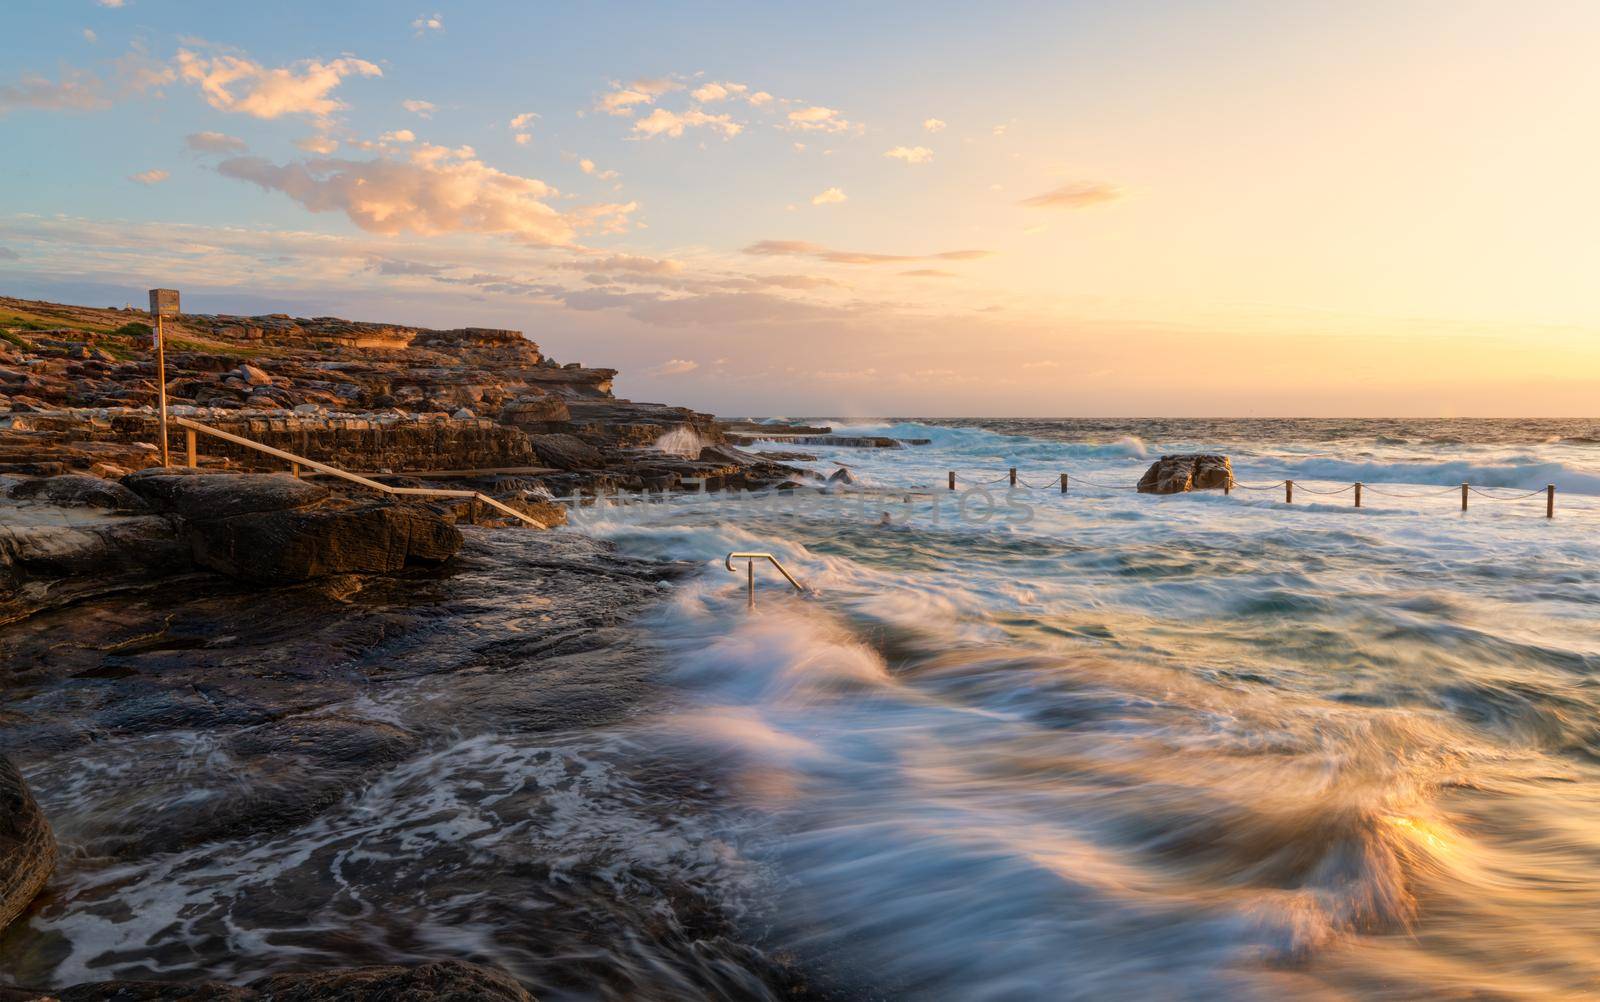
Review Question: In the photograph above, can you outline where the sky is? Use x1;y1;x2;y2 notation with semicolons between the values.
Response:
2;0;1598;416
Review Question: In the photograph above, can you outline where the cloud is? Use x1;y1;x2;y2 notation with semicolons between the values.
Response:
992;123;1008;137
380;129;415;143
367;257;443;276
578;158;619;181
691;81;731;103
649;358;699;376
743;239;991;265
560;253;681;276
923;118;946;133
786;105;856;133
129;168;169;185
901;269;954;278
96;0;125;6
1018;180;1123;209
402;98;435;117
176;48;381;120
509;111;538;130
809;187;847;206
596;77;681;116
295;134;338;154
216;144;634;246
748;91;772;106
884;145;933;164
185;130;248;153
631;107;740;139
411;12;443;35
0;46;174;116
83;28;98;44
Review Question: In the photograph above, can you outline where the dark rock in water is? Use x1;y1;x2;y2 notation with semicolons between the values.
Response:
827;468;856;485
1136;454;1233;494
0;514;186;587
7;474;148;511
125;472;329;521
248;960;534;1001
32;960;534;1001
188;501;462;582
0;755;56;933
527;433;604;471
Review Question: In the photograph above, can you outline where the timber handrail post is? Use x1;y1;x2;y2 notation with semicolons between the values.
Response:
1354;482;1362;508
948;471;956;491
1223;476;1230;496
1060;472;1068;494
1462;482;1469;512
1009;467;1017;487
1285;480;1294;504
1548;484;1556;519
185;428;197;469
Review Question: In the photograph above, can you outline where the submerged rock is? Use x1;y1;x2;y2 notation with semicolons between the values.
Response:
0;755;55;933
1136;454;1233;494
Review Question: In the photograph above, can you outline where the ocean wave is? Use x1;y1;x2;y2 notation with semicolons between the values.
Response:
1254;457;1600;495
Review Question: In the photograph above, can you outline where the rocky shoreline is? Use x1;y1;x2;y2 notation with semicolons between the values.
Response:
0;295;830;1000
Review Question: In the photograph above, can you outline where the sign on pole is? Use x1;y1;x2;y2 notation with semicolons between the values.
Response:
147;288;180;467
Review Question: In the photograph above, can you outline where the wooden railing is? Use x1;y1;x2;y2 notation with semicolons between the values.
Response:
173;416;547;528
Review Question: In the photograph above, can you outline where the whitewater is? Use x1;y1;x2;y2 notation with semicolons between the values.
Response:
573;417;1600;999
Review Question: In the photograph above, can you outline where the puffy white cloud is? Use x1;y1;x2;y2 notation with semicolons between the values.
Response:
380;129;415;143
649;358;699;376
514;133;531;145
1017;180;1122;209
923;118;946;132
402;98;435;117
631;107;740;139
748;91;773;106
216;144;634;246
185;130;248;153
176;48;381;120
295;134;339;154
787;105;857;133
596;77;681;116
810;186;847;206
96;0;125;7
509;111;538;130
884;145;933;164
83;28;98;44
129;168;169;185
411;12;443;35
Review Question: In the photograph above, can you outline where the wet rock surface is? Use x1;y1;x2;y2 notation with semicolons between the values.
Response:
0;532;810;1001
1136;454;1234;494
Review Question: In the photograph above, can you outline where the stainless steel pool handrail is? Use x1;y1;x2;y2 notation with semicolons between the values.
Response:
725;551;807;607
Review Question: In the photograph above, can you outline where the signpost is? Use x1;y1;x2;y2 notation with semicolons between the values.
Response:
148;289;180;467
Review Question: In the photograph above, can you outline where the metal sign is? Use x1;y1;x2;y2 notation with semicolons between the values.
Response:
148;288;180;318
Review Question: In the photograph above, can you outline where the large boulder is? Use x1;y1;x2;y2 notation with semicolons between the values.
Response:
0;755;56;933
1136;454;1233;494
187;500;462;583
527;433;603;471
7;474;148;511
37;960;535;1001
125;472;329;520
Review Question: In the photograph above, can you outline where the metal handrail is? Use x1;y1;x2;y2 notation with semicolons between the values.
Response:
725;551;807;608
171;416;548;529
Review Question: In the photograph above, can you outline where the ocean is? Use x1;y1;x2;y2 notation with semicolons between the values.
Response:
13;418;1600;999
574;417;1600;998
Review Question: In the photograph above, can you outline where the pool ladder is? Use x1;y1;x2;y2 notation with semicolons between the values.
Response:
725;551;808;608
